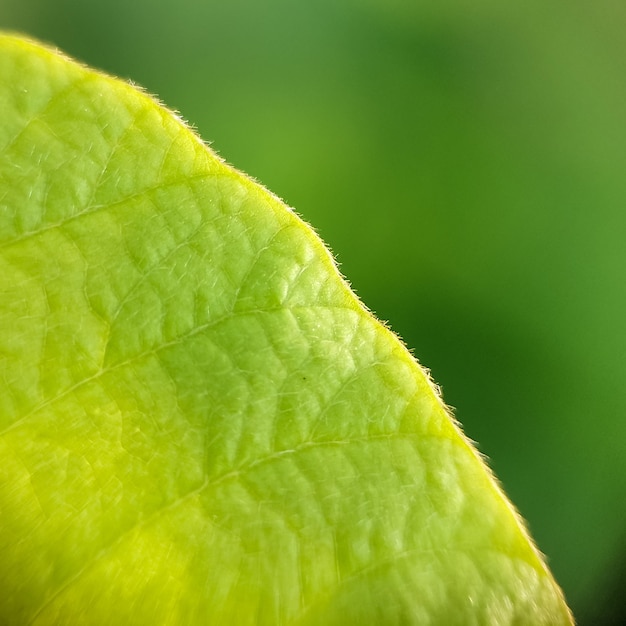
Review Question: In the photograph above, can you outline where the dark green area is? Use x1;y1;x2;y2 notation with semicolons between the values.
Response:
3;1;625;623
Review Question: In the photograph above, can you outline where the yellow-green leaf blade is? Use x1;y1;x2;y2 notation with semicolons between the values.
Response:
0;34;573;625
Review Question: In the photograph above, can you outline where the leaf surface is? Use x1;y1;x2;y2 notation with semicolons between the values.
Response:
0;34;573;625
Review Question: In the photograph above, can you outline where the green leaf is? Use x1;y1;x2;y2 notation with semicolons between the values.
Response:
0;33;572;625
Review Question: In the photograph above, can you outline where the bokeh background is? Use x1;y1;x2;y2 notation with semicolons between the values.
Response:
3;1;625;623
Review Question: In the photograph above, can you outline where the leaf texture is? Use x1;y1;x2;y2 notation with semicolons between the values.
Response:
0;34;573;625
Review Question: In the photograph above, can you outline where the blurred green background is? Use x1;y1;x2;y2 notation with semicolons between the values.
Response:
3;0;625;623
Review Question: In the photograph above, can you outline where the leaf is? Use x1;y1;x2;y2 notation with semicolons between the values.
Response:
0;34;573;625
